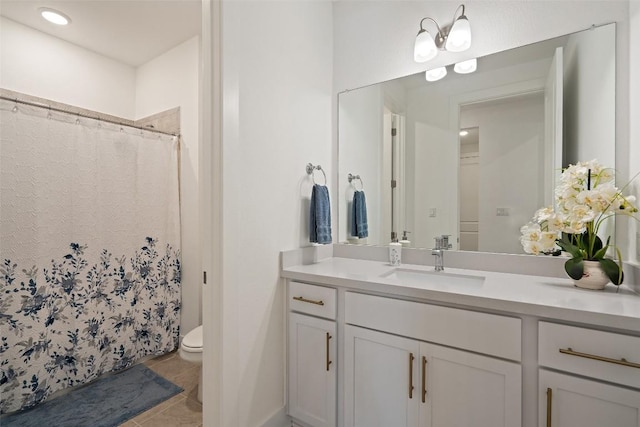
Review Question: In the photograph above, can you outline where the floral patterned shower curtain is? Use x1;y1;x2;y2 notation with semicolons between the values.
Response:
0;98;181;414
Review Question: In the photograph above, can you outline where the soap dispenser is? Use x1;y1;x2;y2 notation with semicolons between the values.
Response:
399;231;411;248
389;237;402;266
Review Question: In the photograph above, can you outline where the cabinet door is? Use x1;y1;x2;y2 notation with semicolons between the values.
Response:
288;313;336;427
420;342;521;427
344;325;420;427
540;370;640;427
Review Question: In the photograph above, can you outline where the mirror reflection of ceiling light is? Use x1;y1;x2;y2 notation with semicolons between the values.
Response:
425;67;447;82
459;130;469;136
413;4;471;63
454;58;477;74
39;8;71;25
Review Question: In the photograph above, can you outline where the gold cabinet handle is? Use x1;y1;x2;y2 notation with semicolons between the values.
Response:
409;353;415;399
559;347;640;369
326;332;332;371
421;356;427;403
546;388;552;427
292;296;324;306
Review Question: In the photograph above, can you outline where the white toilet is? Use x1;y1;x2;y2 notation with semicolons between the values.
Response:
179;325;203;402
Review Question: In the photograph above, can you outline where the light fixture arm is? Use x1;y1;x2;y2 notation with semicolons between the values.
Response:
451;4;466;25
413;3;471;63
418;17;446;47
418;3;466;50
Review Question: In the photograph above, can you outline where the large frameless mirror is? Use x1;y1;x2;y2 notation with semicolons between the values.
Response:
338;23;615;253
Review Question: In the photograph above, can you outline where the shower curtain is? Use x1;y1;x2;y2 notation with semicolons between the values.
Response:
0;98;181;414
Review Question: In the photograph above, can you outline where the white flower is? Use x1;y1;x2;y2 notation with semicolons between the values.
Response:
523;160;639;254
533;206;554;222
522;240;543;255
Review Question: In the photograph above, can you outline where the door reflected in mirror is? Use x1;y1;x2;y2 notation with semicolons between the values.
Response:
338;23;615;254
459;126;479;252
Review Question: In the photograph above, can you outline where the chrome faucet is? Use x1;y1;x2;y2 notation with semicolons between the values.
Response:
432;235;452;272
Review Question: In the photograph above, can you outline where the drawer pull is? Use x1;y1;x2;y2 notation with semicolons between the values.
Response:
421;356;427;403
559;347;640;369
409;353;415;399
326;332;332;371
546;388;552;427
292;296;325;306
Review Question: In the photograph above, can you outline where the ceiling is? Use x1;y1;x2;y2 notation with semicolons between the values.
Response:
0;0;201;67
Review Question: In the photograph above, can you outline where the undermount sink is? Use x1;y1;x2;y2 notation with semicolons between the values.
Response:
380;267;485;287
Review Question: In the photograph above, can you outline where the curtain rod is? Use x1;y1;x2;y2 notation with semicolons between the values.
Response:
1;95;179;137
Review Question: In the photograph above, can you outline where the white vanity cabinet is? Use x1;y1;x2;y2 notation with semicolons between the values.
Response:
282;255;640;427
344;325;420;427
538;322;640;427
288;282;337;427
419;341;521;427
344;292;522;427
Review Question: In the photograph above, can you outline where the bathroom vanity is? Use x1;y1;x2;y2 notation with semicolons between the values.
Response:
281;247;640;427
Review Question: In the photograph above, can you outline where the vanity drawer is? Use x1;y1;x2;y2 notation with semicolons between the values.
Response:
345;292;521;361
288;281;337;320
539;322;640;388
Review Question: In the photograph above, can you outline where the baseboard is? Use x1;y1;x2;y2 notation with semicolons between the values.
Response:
259;406;290;427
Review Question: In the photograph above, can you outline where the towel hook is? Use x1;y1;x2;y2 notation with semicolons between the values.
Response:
348;173;364;191
306;163;327;185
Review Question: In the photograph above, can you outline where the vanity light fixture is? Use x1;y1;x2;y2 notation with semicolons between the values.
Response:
414;4;471;63
454;58;477;74
425;66;447;82
39;7;71;26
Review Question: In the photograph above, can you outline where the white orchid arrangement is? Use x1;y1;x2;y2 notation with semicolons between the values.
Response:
520;160;639;285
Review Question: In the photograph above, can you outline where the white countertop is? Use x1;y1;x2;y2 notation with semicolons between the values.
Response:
282;257;640;332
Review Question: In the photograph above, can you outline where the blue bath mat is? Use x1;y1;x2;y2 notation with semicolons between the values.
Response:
1;363;183;427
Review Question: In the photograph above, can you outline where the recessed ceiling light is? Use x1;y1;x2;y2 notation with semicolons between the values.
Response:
459;130;469;136
39;8;71;26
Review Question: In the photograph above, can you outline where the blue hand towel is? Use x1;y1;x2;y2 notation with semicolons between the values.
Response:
351;190;368;238
310;184;332;244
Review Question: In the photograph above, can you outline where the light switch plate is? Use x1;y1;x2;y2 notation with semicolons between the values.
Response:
429;208;437;217
496;207;510;216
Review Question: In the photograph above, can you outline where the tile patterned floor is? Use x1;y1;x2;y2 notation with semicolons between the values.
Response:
119;351;202;427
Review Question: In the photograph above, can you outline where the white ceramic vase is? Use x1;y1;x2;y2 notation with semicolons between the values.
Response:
573;260;610;290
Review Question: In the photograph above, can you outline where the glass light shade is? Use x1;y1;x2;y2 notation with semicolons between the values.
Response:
40;8;70;25
425;67;447;82
414;30;438;63
454;58;477;74
445;17;471;52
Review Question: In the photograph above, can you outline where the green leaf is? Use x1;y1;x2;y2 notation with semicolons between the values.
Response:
557;238;582;259
564;257;584;280
592;234;603;253
578;231;602;258
598;258;624;286
556;240;582;258
593;245;609;260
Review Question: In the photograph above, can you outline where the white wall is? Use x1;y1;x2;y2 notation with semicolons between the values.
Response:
338;85;383;245
461;96;545;254
135;36;201;336
0;17;136;118
563;24;616;167
405;86;458;249
219;1;333;426
629;0;640;264
333;1;628;93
